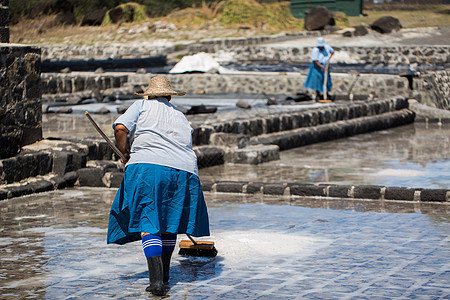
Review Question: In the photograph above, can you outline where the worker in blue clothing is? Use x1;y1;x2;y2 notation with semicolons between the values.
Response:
304;37;335;101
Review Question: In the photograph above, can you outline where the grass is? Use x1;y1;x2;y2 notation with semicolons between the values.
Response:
9;3;450;46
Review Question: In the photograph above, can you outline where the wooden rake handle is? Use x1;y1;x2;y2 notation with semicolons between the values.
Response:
84;111;128;162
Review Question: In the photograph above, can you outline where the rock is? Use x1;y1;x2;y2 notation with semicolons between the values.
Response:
117;106;129;114
77;167;106;187
63;171;78;187
342;30;352;37
370;16;402;34
169;52;231;74
304;6;334;31
51;11;76;26
186;105;217;115
288;93;312;102
52;151;73;175
52;0;74;14
236;100;251;109
108;4;136;24
81;8;108;26
29;2;53;19
94;107;110;114
108;7;123;24
354;25;369;36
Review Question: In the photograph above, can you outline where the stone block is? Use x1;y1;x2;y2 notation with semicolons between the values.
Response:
0;189;7;200
17;154;38;180
290;184;326;197
37;152;53;175
329;185;352;198
52;151;73;175
77;167;106;187
354;185;383;199
385;187;415;201
200;180;215;192
29;180;54;193
215;181;245;193
102;171;123;188
195;146;225;169
1;157;17;184
49;175;67;189
227;145;279;165
63;171;78;187
0;129;21;159
420;189;448;202
262;183;286;195
246;182;263;194
7;185;33;198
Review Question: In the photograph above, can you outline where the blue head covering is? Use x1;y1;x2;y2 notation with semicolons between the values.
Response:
316;37;325;47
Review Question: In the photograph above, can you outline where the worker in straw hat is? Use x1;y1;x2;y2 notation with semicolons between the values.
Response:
107;76;211;296
304;37;335;101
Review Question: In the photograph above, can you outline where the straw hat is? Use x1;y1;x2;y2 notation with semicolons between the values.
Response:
135;76;186;97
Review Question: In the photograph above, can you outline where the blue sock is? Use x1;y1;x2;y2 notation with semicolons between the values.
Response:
142;234;162;258
161;233;177;253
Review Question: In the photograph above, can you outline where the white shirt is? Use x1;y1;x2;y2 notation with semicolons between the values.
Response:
311;44;334;65
113;98;198;175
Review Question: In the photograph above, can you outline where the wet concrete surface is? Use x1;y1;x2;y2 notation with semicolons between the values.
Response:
0;188;448;299
199;122;450;189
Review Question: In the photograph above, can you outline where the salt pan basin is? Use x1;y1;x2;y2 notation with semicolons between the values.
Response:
0;188;448;299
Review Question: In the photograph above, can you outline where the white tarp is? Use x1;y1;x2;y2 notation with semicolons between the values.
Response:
169;52;232;74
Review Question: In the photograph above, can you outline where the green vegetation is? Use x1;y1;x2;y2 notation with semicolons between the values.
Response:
219;0;302;30
101;2;148;25
8;0;449;45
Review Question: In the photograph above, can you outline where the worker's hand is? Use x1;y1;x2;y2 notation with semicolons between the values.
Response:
120;152;130;164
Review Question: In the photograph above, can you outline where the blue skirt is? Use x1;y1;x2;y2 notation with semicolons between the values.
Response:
304;62;332;92
107;163;210;245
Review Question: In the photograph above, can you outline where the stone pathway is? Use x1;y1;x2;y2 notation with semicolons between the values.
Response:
0;189;448;299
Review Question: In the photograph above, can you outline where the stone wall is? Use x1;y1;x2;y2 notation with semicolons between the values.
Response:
413;70;450;110
0;45;42;158
41;40;450;65
41;73;128;101
0;0;8;43
205;45;450;65
41;72;410;100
